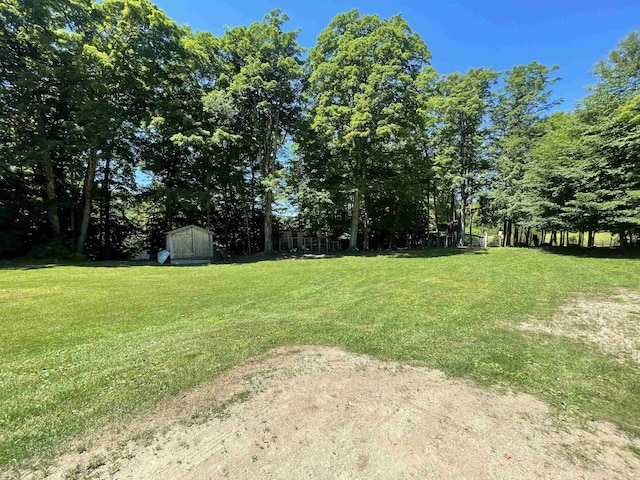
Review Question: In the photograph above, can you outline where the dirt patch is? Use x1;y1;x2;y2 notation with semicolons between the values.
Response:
520;289;640;363
19;346;640;480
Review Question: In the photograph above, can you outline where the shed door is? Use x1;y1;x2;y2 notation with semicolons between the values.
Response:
172;231;194;258
192;230;212;258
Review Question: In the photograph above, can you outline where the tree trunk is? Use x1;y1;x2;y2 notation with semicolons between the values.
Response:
502;219;508;247
248;169;255;254
245;206;251;255
42;159;61;237
425;182;431;247
468;204;473;244
510;221;514;246
362;197;370;250
103;159;112;259
224;185;231;251
459;202;465;246
349;139;364;251
37;114;61;237
450;190;457;246
392;201;400;249
69;209;75;247
459;186;466;247
349;189;360;251
76;151;99;254
262;116;279;254
434;185;439;246
619;230;628;249
263;188;273;253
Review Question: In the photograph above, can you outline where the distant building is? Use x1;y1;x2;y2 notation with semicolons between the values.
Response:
165;225;214;261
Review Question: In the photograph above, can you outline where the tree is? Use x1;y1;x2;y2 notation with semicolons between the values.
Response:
525;112;594;243
92;0;192;258
306;9;431;250
216;10;303;253
0;0;93;239
488;62;560;246
432;68;496;245
580;32;640;247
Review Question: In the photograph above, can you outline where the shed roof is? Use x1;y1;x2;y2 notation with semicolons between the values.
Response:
166;224;214;236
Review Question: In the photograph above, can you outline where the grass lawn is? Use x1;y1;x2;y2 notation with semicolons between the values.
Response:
1;248;639;471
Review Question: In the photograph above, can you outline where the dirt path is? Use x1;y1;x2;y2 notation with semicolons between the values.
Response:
520;289;640;364
26;346;640;480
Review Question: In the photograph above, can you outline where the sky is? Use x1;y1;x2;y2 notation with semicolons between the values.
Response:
152;0;640;111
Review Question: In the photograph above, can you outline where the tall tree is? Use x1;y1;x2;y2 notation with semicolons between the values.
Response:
433;68;496;245
93;0;190;258
216;10;303;253
0;0;93;239
488;62;560;246
306;9;431;250
525;112;594;241
580;32;640;247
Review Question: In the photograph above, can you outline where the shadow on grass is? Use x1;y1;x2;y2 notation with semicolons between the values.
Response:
223;247;486;265
541;246;640;260
0;247;486;270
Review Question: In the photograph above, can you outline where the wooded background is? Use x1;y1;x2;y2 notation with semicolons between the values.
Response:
1;0;638;259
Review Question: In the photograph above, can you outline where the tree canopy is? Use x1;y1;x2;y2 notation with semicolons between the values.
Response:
1;1;638;259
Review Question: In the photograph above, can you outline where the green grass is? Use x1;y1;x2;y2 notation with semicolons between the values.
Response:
1;248;640;471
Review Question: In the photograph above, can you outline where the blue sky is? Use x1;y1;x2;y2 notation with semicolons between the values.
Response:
153;0;639;111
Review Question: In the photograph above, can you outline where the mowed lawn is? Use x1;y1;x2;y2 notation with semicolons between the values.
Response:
1;248;639;470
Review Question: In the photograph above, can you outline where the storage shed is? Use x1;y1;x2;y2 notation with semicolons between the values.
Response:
165;225;214;261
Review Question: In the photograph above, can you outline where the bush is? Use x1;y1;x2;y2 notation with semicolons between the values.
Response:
25;238;87;262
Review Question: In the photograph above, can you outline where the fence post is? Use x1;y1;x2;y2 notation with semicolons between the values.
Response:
484;232;489;249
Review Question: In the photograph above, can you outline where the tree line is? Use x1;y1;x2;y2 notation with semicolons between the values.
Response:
1;0;638;259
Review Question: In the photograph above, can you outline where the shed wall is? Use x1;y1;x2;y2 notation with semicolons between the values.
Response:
192;227;213;258
167;226;213;259
168;229;193;259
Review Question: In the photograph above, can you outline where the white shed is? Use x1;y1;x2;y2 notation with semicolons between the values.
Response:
165;225;214;261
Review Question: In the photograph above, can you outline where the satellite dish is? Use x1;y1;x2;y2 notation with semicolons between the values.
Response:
158;250;171;264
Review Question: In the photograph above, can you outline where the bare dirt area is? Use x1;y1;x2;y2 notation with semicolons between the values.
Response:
22;346;640;480
520;289;640;364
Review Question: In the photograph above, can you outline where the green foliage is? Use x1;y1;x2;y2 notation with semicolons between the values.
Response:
508;31;640;246
579;33;640;243
432;68;497;240
484;32;640;246
215;10;304;252
526;112;593;231
25;238;86;261
303;9;431;248
2;3;638;255
488;62;561;230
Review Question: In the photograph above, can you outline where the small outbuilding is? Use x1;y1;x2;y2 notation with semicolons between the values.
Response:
165;225;214;262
